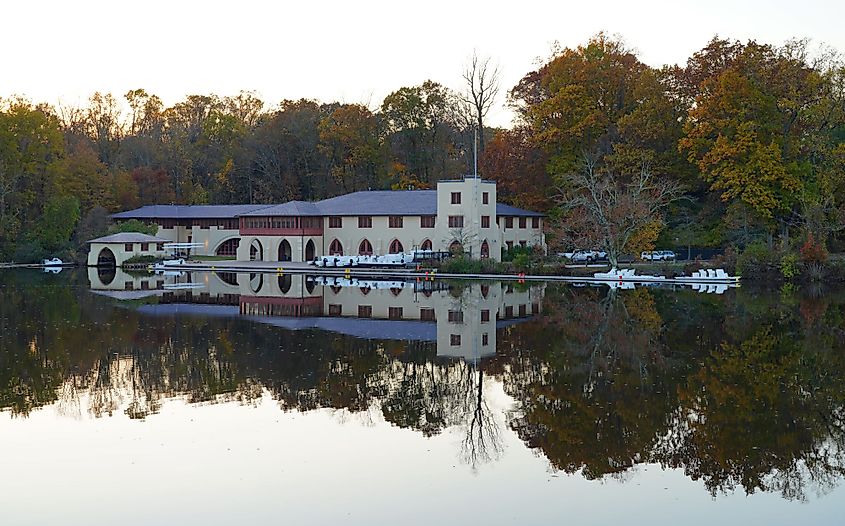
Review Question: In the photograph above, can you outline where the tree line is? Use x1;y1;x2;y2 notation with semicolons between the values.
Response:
2;35;844;265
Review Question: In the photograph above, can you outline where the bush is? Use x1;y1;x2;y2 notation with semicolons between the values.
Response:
438;256;504;274
780;252;799;280
124;254;162;265
800;233;828;264
736;242;781;277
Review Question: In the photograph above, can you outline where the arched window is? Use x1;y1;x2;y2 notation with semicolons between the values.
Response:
420;239;432;251
329;239;343;256
449;240;463;255
278;274;292;294
480;240;490;259
390;287;402;296
216;238;240;256
359;239;373;255
389;239;404;254
278;239;292;262
305;239;316;261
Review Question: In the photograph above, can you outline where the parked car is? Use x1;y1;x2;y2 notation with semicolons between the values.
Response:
560;250;608;263
640;250;677;261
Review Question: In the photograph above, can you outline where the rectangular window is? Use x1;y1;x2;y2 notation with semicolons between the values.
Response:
482;333;489;346
481;216;490;229
329;217;342;228
532;217;540;229
506;241;513;250
519;240;527;247
451;192;461;204
124;243;134;252
156;243;164;251
519;217;527;228
519;305;527;317
481;309;490;323
141;243;149;251
329;304;342;316
388;307;403;320
448;310;463;323
124;281;134;290
389;216;403;228
450;334;461;346
482;192;489;205
140;281;150;290
420;308;436;321
505;217;513;229
358;216;372;228
505;306;514;318
420;216;435;228
358;305;372;318
448;215;464;228
532;303;540;314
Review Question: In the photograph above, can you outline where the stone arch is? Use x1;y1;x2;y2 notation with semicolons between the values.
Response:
420;239;432;251
389;239;404;254
329;239;343;256
305;239;316;261
214;237;240;256
249;239;263;261
278;239;292;262
358;239;373;255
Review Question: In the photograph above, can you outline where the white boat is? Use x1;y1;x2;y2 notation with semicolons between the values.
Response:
675;268;740;284
151;258;187;271
42;257;64;266
593;268;666;282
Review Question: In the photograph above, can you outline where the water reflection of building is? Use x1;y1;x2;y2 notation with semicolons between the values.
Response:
88;268;544;360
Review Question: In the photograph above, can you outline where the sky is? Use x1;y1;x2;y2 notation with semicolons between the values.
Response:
2;0;844;127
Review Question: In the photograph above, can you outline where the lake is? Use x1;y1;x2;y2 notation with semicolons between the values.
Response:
1;268;844;525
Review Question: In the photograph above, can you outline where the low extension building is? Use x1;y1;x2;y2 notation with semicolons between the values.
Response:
108;178;545;263
87;233;170;267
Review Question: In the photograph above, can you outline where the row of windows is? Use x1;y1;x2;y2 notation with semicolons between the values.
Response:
125;243;164;252
450;191;491;205
326;215;538;230
324;305;534;321
503;217;540;229
334;216;436;229
156;219;239;229
242;217;322;230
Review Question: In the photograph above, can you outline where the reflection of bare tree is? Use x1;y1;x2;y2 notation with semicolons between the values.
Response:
459;365;503;471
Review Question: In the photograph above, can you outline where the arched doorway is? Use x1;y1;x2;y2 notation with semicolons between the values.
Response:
389;239;404;254
249;239;263;261
278;239;292;262
305;239;316;261
329;239;343;255
97;246;116;267
449;240;463;255
420;239;432;251
216;238;240;256
481;240;490;259
359;239;373;255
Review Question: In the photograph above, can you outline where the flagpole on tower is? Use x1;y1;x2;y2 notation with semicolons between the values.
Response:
473;125;478;178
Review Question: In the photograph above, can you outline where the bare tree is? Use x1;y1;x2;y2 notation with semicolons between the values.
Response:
461;51;500;154
557;157;686;267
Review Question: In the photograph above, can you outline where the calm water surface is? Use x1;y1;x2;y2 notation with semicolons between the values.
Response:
1;268;844;525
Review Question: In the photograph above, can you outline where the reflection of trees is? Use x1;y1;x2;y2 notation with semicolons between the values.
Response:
7;270;845;499
500;283;845;499
502;287;675;479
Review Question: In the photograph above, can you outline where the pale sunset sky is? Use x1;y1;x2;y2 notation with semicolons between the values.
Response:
2;0;843;127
